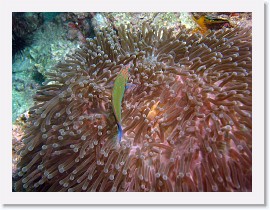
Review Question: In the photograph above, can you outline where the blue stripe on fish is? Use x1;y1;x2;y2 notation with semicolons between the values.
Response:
117;123;123;143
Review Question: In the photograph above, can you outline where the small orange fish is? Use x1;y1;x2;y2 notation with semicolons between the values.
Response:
192;15;231;34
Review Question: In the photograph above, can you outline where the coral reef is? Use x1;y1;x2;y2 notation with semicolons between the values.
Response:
14;21;252;192
12;15;79;122
60;12;95;42
102;12;196;33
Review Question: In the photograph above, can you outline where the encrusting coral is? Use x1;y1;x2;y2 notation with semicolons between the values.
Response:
14;22;252;192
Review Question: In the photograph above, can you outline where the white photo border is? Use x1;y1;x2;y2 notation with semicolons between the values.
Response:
0;0;264;205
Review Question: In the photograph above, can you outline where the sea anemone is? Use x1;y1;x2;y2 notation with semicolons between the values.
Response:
14;22;252;192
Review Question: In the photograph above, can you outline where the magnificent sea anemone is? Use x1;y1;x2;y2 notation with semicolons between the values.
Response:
14;22;252;192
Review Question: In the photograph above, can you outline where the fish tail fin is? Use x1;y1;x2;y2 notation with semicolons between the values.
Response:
125;83;136;91
117;123;123;143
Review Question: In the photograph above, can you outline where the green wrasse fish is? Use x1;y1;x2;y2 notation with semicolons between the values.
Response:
112;64;131;142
